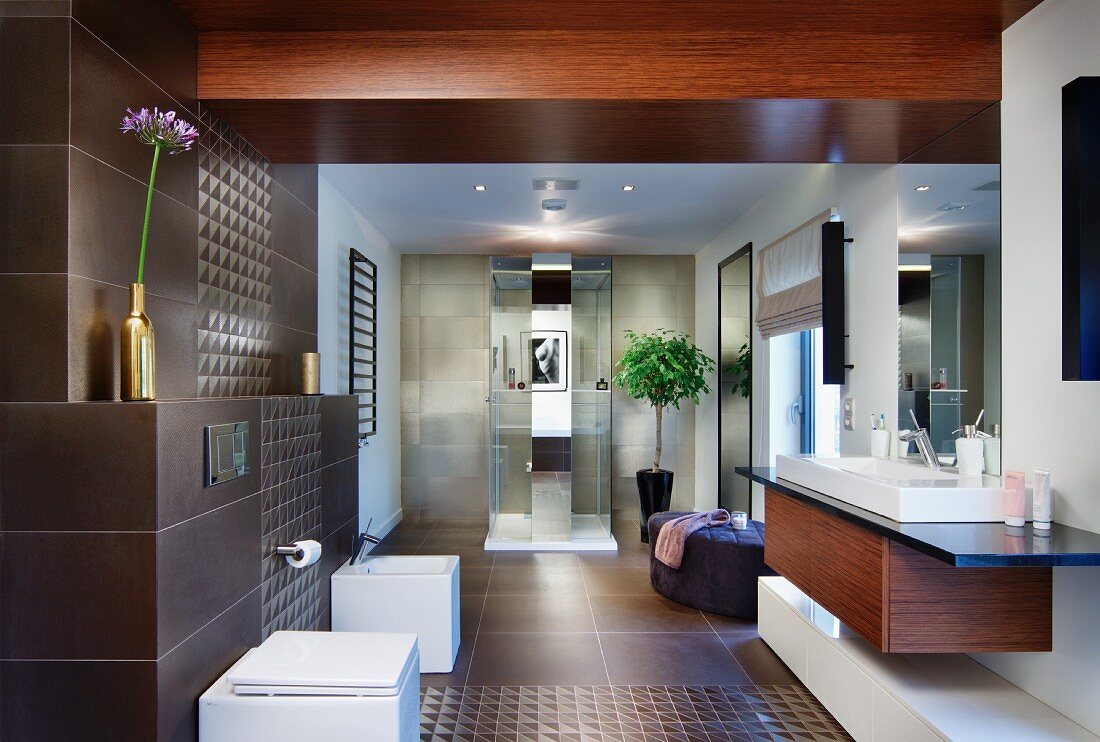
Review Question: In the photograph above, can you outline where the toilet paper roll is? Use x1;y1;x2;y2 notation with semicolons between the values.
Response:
286;539;322;568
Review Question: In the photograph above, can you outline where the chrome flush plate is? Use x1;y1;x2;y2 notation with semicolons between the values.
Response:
204;421;249;486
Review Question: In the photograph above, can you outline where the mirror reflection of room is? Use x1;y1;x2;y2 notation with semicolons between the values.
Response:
898;163;1001;468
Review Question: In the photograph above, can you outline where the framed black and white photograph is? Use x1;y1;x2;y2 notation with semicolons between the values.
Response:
530;331;567;391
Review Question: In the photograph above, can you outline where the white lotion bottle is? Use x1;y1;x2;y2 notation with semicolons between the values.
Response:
983;423;1001;475
955;424;985;477
1033;469;1053;530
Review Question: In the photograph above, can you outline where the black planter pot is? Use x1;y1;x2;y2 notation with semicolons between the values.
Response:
636;469;674;543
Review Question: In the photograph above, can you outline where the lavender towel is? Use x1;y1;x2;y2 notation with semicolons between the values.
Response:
654;509;731;569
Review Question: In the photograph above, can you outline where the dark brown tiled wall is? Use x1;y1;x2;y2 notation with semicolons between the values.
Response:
0;395;359;742
0;2;344;741
0;1;318;403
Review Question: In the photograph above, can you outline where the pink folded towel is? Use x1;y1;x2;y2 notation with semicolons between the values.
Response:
654;509;731;569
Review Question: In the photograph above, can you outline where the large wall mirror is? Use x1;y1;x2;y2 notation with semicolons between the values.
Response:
897;104;1001;469
719;244;752;513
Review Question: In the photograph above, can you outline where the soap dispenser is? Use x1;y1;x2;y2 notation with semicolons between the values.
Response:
955;424;985;476
983;424;1001;475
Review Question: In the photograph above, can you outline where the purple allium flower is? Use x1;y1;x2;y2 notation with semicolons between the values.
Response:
120;107;198;154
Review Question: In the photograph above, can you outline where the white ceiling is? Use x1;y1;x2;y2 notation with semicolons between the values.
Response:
898;164;1001;255
320;163;800;254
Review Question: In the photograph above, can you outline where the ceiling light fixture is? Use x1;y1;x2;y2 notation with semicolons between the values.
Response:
898;265;933;272
473;184;487;191
621;185;636;191
936;200;972;212
914;185;931;192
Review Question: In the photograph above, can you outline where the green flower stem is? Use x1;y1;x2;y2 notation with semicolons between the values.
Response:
137;142;162;284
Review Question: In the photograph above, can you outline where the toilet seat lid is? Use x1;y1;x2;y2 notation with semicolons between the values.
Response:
228;631;418;696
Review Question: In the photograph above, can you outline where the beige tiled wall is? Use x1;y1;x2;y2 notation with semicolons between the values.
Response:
610;255;697;519
400;255;489;521
400;253;698;524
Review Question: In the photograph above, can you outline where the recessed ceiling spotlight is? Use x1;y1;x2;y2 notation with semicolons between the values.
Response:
473;184;487;192
936;200;973;212
621;185;636;191
914;185;931;192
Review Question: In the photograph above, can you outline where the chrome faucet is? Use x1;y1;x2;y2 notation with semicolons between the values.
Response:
900;409;941;470
351;517;382;565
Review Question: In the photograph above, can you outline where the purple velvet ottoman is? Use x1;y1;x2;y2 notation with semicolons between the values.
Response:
647;511;774;619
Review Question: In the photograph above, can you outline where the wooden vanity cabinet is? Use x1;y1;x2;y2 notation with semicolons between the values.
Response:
764;489;1052;653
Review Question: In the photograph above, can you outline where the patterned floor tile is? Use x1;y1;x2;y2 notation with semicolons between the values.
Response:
420;686;852;741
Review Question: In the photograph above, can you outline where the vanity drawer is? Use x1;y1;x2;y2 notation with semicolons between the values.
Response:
812;509;886;650
764;488;1052;653
763;489;817;596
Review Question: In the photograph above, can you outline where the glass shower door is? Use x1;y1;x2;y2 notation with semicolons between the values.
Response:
488;257;533;542
570;257;613;541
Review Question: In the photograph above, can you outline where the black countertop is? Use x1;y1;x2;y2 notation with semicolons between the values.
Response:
737;466;1100;567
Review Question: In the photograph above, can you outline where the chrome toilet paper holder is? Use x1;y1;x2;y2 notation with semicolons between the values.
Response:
274;544;305;560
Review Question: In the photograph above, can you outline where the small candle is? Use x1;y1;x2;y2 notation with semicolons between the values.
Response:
301;352;320;395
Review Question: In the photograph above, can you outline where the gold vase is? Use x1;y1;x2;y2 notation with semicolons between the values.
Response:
121;282;156;401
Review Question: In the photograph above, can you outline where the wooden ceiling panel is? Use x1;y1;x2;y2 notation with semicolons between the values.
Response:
198;30;1000;101
173;0;1042;34
904;103;1000;164
178;0;1027;164
203;98;992;164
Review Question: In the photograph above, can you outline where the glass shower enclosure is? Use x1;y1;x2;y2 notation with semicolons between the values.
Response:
486;254;616;550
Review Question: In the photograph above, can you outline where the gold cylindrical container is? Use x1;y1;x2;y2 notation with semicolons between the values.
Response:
121;282;156;401
301;352;320;395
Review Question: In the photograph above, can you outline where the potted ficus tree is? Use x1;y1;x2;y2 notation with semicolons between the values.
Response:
614;329;716;542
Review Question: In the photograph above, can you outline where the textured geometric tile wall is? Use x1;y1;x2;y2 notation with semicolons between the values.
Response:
260;396;322;638
420;685;853;741
196;106;273;398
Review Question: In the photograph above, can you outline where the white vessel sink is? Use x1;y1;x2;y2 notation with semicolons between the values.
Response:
774;455;1004;523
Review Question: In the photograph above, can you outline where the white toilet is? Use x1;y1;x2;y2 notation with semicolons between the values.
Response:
199;631;420;742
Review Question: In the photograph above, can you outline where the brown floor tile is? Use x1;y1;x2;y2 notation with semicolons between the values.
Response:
486;566;588;596
419;639;474;687
719;633;801;685
460;595;485;636
577;547;651;569
590;594;712;632
466;633;609;685
479;594;595;633
429;527;488;547
492;551;580;569
428;545;496;568
599;632;752;686
580;565;654;595
459;566;492;595
702;610;758;633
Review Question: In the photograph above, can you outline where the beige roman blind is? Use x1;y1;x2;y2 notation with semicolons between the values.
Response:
755;209;833;338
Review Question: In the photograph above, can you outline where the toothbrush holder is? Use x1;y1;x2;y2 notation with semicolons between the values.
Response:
870;429;891;458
